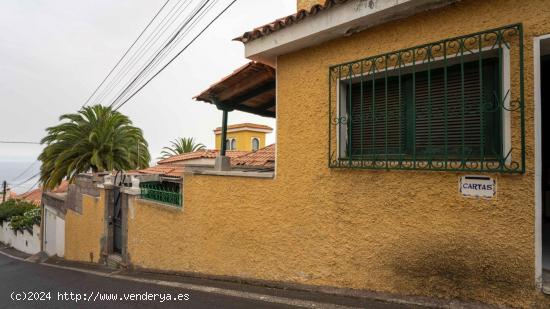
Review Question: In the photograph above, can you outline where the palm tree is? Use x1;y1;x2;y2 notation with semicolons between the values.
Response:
160;137;206;159
39;105;150;189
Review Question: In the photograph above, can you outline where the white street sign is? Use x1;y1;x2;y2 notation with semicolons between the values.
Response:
459;176;496;199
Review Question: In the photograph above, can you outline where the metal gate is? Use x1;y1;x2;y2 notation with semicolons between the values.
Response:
113;186;122;253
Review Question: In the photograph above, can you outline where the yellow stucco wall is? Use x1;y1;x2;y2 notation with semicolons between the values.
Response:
64;192;104;263
214;130;266;151
297;0;324;11
119;0;550;307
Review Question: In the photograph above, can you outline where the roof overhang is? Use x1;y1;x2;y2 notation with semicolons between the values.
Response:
195;61;276;117
242;0;458;66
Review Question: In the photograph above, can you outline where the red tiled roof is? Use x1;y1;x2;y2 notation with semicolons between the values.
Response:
53;180;69;193
232;144;275;168
214;123;273;133
128;165;185;178
17;188;42;205
234;0;349;43
158;149;249;165
16;180;69;206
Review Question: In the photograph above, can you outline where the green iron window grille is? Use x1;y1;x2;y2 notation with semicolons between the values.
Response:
140;181;182;207
328;24;525;173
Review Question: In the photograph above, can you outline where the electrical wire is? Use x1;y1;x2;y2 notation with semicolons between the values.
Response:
109;0;213;109
112;0;237;111
9;172;41;189
80;0;172;109
109;0;219;107
94;0;191;106
19;179;40;196
104;0;207;107
11;160;39;181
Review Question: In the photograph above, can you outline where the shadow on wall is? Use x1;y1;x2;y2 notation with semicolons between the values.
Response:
388;235;533;302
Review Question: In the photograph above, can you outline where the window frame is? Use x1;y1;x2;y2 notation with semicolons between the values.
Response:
335;47;512;164
328;24;525;173
251;137;260;151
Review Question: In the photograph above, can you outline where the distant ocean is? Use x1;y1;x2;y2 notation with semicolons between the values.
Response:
0;161;41;194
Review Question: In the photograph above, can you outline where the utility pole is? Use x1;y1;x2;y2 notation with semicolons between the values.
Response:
2;180;6;203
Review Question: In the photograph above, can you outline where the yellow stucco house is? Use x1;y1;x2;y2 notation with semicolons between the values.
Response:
59;0;550;307
214;123;272;151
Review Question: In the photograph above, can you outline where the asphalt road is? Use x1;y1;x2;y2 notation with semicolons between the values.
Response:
0;252;418;309
0;253;295;309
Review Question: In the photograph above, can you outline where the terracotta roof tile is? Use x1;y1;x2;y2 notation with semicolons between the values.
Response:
128;165;185;177
16;180;69;206
17;188;43;205
234;0;349;43
232;144;275;168
158;149;249;165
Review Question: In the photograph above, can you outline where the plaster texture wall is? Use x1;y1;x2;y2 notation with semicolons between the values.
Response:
64;192;104;263
81;0;550;307
297;0;325;11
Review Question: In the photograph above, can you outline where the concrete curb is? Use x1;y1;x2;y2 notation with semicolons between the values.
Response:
0;247;501;309
0;249;363;309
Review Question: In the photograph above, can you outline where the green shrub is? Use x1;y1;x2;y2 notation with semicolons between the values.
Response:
0;200;37;225
9;208;41;233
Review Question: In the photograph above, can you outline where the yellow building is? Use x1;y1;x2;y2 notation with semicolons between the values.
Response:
214;123;272;152
61;0;550;308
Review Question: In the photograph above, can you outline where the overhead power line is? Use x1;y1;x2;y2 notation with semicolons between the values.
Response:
9;172;41;189
111;0;219;107
0;141;41;144
19;179;41;196
80;0;172;110
94;0;192;106
112;0;238;111
12;160;39;181
109;0;214;109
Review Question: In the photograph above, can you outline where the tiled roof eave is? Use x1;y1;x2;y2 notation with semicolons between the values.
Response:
234;0;349;44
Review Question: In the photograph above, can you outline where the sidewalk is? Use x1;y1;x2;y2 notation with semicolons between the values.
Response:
0;245;497;309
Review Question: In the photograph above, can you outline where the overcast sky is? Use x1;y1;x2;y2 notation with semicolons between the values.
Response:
0;0;294;163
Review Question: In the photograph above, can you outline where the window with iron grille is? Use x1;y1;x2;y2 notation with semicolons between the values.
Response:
328;24;525;173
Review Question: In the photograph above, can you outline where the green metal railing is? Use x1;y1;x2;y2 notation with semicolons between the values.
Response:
328;24;525;173
140;182;182;207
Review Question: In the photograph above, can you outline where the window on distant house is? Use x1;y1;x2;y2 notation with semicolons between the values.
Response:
231;138;237;150
328;24;526;173
225;139;231;150
252;138;260;151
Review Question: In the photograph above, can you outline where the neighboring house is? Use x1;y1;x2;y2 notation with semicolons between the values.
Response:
59;1;550;308
18;181;69;206
214;123;273;152
16;189;42;206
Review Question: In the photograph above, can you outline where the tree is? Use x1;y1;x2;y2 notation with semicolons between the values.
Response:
39;105;150;189
160;137;206;159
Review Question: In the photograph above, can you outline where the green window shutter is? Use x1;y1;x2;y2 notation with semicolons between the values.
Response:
349;76;406;157
348;57;501;160
411;57;501;159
